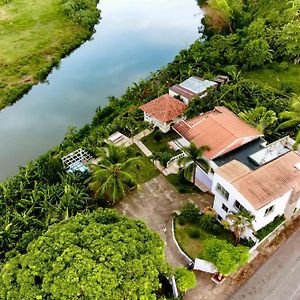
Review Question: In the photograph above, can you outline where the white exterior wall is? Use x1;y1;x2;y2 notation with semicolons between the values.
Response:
212;173;292;237
144;112;185;133
143;113;170;133
195;165;214;190
168;90;189;105
254;191;291;230
296;195;300;210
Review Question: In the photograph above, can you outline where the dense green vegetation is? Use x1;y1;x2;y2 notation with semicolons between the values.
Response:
0;0;100;109
200;238;249;276
0;209;169;299
0;0;299;296
167;171;202;194
174;203;235;259
256;215;285;241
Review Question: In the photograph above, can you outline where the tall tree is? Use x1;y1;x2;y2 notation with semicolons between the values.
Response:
278;96;300;149
201;238;249;276
0;209;170;300
178;143;211;185
226;210;255;243
87;145;142;204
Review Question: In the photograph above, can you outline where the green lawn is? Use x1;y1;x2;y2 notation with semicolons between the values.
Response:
127;144;159;184
0;0;95;109
174;217;235;259
166;173;202;194
244;63;300;95
141;129;180;155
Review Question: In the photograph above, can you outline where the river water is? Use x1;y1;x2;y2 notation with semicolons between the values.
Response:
0;0;202;181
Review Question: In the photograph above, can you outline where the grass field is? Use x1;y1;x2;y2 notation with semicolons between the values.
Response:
0;0;97;109
174;217;235;259
245;63;300;95
127;144;160;184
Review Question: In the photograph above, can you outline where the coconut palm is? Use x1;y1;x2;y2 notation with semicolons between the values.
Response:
238;106;277;133
178;143;211;185
87;145;142;204
278;96;300;149
226;210;255;243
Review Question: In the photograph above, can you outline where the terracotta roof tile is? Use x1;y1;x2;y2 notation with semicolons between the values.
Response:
218;151;300;210
173;107;262;159
216;160;251;182
140;94;186;123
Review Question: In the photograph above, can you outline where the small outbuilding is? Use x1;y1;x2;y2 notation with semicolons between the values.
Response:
169;76;218;105
61;148;93;174
139;94;186;133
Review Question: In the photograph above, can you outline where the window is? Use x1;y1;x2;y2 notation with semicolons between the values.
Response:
235;200;246;211
222;203;228;213
264;205;275;216
216;183;229;200
217;214;222;221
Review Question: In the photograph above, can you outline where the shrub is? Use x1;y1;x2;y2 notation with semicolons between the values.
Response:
188;227;200;239
255;215;285;240
278;61;289;70
178;215;187;225
153;130;163;142
240;238;255;248
175;267;196;293
180;202;200;224
150;151;173;167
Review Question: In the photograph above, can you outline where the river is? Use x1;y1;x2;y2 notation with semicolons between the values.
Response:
0;0;202;181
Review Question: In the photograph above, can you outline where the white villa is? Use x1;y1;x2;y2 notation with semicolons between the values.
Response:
171;106;300;240
139;94;186;133
169;76;218;105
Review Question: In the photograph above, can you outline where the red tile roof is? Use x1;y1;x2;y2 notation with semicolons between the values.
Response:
217;151;300;209
140;94;186;123
173;107;262;159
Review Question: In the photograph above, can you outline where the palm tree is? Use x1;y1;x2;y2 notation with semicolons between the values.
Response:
87;145;142;204
178;143;211;185
226;210;255;243
238;106;277;133
278;96;300;149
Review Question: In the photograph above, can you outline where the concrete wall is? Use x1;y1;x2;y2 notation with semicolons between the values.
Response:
195;165;213;190
168;89;189;105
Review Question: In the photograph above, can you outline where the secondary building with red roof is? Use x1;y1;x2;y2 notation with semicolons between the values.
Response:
139;94;187;133
169;76;218;105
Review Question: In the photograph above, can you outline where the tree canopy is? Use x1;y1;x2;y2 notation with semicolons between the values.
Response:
201;238;249;276
0;209;169;300
175;267;196;293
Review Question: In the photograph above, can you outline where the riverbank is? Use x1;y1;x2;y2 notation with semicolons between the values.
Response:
0;0;100;110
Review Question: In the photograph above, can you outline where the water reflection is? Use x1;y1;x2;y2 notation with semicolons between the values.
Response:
0;0;202;181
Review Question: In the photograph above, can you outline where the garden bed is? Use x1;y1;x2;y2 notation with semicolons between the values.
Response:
255;215;285;241
174;215;235;260
142;129;180;155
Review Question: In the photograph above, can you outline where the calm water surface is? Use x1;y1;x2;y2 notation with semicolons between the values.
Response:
0;0;202;181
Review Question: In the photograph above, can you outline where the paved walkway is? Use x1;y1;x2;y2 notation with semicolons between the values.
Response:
134;140;153;157
116;175;213;266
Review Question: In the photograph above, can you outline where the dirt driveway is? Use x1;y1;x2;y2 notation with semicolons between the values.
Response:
116;174;213;267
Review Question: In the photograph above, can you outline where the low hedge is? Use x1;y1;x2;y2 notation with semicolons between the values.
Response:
255;215;285;241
